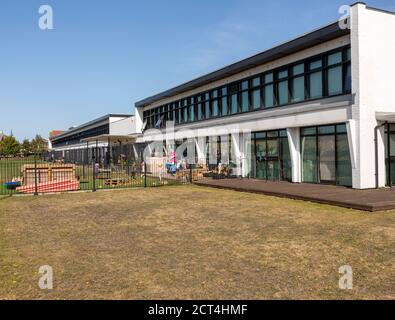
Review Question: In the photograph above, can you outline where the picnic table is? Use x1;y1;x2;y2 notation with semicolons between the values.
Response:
104;178;130;187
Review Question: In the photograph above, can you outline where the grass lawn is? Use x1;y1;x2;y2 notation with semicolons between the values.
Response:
0;185;394;300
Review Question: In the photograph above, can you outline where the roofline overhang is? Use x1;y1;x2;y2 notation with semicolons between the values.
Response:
51;114;134;141
81;133;142;143
135;20;350;109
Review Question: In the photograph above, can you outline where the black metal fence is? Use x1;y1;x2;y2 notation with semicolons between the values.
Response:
0;153;191;196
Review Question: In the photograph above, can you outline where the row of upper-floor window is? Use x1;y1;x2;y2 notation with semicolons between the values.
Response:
52;124;110;147
143;46;351;130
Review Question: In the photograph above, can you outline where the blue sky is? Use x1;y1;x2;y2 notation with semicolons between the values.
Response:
0;0;394;140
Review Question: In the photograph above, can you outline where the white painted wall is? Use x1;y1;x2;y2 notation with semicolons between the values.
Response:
350;3;395;188
109;116;136;135
287;128;301;183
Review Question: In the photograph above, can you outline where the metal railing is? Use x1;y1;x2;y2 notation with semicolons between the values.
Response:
0;154;190;196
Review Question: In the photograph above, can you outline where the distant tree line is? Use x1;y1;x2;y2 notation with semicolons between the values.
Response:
0;134;48;157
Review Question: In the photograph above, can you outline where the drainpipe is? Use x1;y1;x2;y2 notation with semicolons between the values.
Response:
375;121;388;189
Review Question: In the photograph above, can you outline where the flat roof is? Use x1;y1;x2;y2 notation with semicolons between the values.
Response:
51;114;133;141
82;133;142;143
135;20;350;108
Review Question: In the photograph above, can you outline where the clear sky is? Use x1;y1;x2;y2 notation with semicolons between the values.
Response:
1;0;394;141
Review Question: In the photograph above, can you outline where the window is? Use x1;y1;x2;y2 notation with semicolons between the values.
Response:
278;80;289;105
292;77;305;102
265;73;273;83
301;124;352;186
230;94;238;114
212;99;219;117
276;69;289;105
143;46;351;129
184;107;188;123
252;89;261;109
291;64;305;103
309;71;323;99
241;91;249;112
252;77;261;87
221;96;228;116
189;105;194;122
198;103;203;121
328;66;343;95
310;59;322;70
328;52;342;65
205;101;210;119
265;85;274;108
264;73;274;108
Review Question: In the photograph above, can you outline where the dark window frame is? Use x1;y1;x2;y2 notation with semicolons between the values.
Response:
142;46;352;130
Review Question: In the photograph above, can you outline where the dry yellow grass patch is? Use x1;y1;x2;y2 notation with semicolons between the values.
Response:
0;186;394;300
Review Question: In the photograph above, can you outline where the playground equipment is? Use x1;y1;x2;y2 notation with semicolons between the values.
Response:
16;164;80;194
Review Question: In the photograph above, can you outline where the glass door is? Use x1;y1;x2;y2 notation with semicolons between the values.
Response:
253;130;291;181
301;124;352;186
255;139;266;179
266;138;279;181
302;135;318;183
319;135;336;183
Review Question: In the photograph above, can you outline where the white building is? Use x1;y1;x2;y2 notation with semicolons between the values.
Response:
49;114;138;163
134;3;395;189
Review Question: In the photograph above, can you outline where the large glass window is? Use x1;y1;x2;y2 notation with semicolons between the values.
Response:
251;129;291;181
212;99;219;117
302;136;318;183
328;66;343;95
264;84;274;108
142;46;351;130
198;103;203;121
221;96;228;116
277;69;289;105
336;133;352;186
189;105;194;122
230;94;238;114
309;72;322;99
301;124;352;186
241;91;249;112
205;100;210;119
292;77;305;102
278;81;289;105
252;89;261;109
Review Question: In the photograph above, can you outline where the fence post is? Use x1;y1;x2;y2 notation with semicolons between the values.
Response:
34;153;38;196
144;161;147;188
189;164;193;184
92;160;96;192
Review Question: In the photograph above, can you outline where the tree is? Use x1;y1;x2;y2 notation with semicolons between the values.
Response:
31;135;48;154
0;136;21;156
21;138;32;156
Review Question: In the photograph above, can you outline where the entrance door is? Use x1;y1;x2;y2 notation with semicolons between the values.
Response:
255;140;266;179
266;138;279;181
319;135;336;183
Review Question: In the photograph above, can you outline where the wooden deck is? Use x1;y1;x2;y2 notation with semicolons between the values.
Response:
195;179;395;212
